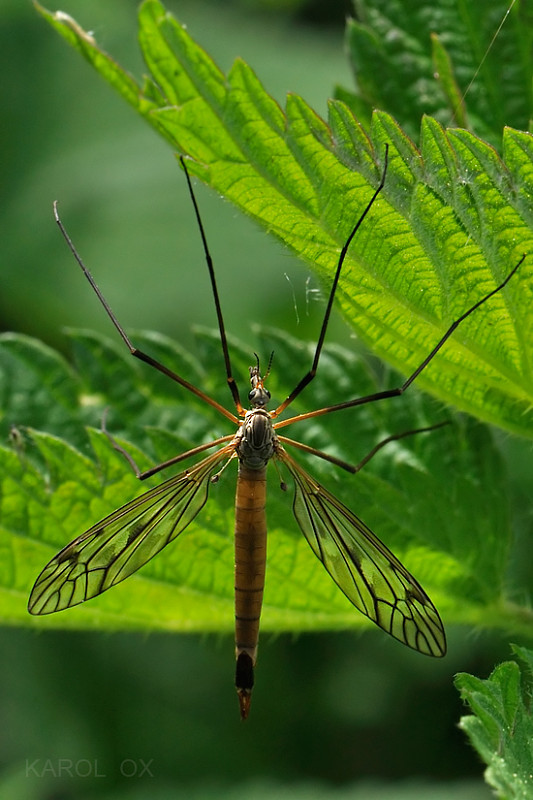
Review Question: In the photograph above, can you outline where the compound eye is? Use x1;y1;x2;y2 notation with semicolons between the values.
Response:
248;389;256;402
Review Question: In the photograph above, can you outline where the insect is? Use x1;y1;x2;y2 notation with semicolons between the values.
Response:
28;147;523;719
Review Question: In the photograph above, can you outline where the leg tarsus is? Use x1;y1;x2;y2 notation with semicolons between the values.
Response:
100;407;143;478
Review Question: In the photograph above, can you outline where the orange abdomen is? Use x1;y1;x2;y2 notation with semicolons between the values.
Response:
234;462;268;719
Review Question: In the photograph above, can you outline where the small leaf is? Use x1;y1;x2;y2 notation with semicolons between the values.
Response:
431;33;467;129
456;648;533;798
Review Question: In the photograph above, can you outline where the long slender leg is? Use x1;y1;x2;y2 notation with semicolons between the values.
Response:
103;427;235;481
277;421;448;474
54;202;239;425
274;255;525;431
180;157;245;415
272;145;389;418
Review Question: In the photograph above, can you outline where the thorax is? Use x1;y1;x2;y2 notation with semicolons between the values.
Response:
235;408;276;471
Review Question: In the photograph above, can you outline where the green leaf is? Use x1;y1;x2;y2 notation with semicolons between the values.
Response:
1;329;531;639
431;33;467;130
456;645;533;798
0;332;82;446
34;0;533;440
31;2;164;131
346;0;533;146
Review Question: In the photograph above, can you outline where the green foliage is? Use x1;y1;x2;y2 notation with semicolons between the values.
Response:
456;645;533;799
0;4;526;796
0;328;530;639
34;0;533;440
345;0;533;146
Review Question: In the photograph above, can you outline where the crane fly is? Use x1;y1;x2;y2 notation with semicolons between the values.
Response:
28;147;523;719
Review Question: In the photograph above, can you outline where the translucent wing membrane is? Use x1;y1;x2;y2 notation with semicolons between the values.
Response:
280;449;446;657
28;444;236;614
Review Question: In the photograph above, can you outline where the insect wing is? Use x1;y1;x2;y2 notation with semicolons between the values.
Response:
28;445;235;615
281;451;446;657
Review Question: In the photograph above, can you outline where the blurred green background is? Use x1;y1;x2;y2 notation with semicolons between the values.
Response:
0;0;520;798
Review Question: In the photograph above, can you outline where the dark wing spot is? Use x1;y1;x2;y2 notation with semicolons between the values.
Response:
405;585;429;605
126;523;145;546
